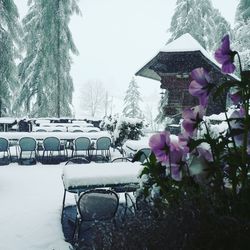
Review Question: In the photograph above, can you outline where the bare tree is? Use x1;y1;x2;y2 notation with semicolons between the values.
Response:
80;80;106;117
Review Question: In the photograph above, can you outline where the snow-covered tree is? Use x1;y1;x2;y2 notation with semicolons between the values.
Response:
16;0;80;117
233;0;250;70
155;90;173;126
0;0;21;117
122;77;143;118
168;0;231;52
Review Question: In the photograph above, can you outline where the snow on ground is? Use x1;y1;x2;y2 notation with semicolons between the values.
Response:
0;163;71;250
0;148;127;250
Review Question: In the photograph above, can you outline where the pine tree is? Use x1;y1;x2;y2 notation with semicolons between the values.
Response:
16;0;80;117
155;90;169;124
168;0;230;52
0;0;22;117
233;0;250;70
122;77;143;118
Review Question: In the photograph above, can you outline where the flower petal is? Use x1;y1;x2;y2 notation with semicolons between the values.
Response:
191;68;210;85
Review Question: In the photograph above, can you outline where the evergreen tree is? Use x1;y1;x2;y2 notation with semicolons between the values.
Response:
122;77;143;118
16;0;80;117
233;0;250;70
168;0;230;52
0;0;21;117
155;90;169;124
235;0;250;23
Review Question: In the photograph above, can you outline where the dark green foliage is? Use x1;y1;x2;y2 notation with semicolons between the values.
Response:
113;119;144;146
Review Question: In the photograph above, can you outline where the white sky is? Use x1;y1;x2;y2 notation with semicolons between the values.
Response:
15;0;238;117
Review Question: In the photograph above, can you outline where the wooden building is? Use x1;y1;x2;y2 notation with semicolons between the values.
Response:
135;33;237;118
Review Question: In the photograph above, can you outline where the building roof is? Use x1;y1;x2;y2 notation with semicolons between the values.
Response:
135;33;238;81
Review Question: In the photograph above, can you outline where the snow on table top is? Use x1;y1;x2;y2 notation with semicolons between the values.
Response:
62;162;143;189
32;126;100;132
39;123;94;128
0;117;17;124
0;131;110;140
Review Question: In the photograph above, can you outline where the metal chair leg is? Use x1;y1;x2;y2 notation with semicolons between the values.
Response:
61;189;67;220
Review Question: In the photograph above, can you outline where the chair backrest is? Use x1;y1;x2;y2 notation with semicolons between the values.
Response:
19;137;37;151
74;137;91;151
96;137;111;150
65;157;90;165
56;124;64;127
136;148;151;163
72;129;84;133
88;129;99;132
43;137;60;151
36;128;47;132
72;125;80;127
111;157;132;163
52;129;63;132
77;189;119;221
0;138;9;152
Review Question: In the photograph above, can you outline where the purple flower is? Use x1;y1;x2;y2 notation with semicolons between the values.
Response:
214;35;236;74
182;106;205;137
229;89;241;105
171;164;182;181
189;67;212;107
149;131;171;163
197;143;213;162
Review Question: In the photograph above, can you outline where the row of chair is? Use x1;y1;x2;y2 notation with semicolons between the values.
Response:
0;136;112;164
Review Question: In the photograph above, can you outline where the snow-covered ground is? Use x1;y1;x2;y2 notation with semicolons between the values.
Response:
0;164;71;250
0;147;134;250
0;136;150;250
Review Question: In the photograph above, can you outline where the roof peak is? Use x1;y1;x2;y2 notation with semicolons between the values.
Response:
162;33;206;53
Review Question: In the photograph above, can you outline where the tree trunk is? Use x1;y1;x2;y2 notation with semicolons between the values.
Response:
0;97;2;117
56;0;61;118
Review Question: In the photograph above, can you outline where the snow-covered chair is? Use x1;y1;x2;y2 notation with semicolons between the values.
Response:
111;157;132;163
132;148;151;163
42;137;64;163
72;137;91;158
73;189;119;244
94;137;111;161
18;137;37;165
0;137;11;164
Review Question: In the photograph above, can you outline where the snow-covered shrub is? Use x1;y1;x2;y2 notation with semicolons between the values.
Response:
113;117;145;146
100;115;118;132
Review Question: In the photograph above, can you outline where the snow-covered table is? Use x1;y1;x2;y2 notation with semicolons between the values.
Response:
62;162;142;190
0;131;110;141
32;126;100;132
61;162;142;212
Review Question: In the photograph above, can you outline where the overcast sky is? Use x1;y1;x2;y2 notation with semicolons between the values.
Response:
15;0;238;117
